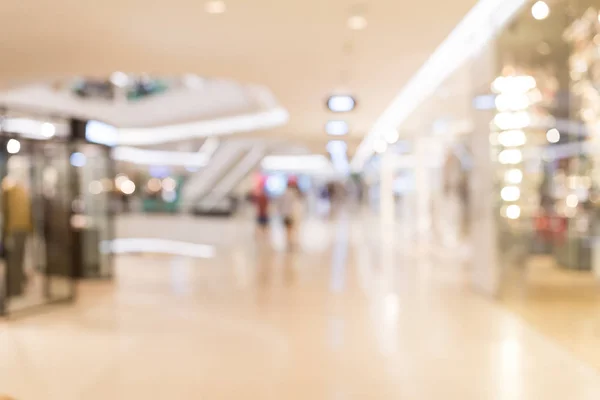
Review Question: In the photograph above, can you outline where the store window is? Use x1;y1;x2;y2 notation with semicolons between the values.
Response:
0;111;115;315
469;0;600;369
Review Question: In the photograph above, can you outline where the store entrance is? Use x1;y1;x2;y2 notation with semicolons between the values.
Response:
0;139;75;314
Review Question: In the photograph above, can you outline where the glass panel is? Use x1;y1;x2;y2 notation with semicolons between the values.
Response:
2;140;74;313
73;143;113;278
42;143;74;300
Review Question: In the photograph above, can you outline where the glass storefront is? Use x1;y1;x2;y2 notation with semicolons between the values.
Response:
0;111;114;315
377;0;600;370
467;0;600;282
466;0;600;369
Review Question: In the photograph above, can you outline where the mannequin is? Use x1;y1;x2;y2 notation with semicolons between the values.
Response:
1;156;32;297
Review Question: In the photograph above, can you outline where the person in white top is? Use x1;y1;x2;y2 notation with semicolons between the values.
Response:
278;181;303;248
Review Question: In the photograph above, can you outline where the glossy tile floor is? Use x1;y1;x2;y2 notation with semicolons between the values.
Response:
501;255;600;371
2;215;600;399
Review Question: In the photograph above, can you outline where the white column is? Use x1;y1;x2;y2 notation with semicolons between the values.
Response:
469;41;500;296
414;138;432;247
380;150;395;245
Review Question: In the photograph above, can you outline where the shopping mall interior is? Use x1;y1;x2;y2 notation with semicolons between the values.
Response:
3;0;600;398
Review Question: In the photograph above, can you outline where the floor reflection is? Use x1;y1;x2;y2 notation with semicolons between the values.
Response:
500;254;600;370
0;215;599;399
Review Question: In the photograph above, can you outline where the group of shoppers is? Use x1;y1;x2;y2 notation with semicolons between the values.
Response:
253;179;303;248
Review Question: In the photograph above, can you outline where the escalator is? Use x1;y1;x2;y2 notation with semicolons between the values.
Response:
180;140;268;216
179;140;247;211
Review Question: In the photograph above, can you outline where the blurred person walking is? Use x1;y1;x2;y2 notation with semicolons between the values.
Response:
279;180;303;249
254;188;270;240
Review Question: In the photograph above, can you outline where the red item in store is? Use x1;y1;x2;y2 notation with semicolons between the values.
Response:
534;214;567;245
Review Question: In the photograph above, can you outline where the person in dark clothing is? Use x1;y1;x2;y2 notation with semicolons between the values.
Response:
255;189;270;239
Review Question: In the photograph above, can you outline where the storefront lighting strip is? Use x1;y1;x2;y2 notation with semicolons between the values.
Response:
351;0;527;170
2;117;67;139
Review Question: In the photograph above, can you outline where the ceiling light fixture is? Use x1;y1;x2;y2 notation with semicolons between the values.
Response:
505;169;523;184
497;130;526;147
505;205;521;219
546;128;560;143
327;95;356;112
498;149;522;165
205;0;226;14
110;71;129;88
86;120;118;146
531;1;549;20
41;122;56;138
326;120;349;136
501;186;521;201
347;15;368;30
6;139;20;154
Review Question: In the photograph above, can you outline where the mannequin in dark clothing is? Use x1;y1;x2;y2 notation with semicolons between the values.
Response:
2;177;33;297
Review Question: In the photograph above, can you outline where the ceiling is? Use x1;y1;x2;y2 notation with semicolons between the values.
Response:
0;0;479;149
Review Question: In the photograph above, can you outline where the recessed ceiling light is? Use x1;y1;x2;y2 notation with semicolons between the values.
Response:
205;0;226;14
327;95;356;113
347;15;367;30
531;1;549;20
326;120;349;136
110;71;129;88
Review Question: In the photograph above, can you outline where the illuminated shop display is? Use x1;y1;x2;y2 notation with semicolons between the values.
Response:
479;0;600;274
492;74;542;222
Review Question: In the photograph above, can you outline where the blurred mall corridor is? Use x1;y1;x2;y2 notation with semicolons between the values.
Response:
1;215;600;399
4;0;600;398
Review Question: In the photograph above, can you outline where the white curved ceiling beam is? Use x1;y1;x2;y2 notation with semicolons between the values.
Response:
117;107;288;146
